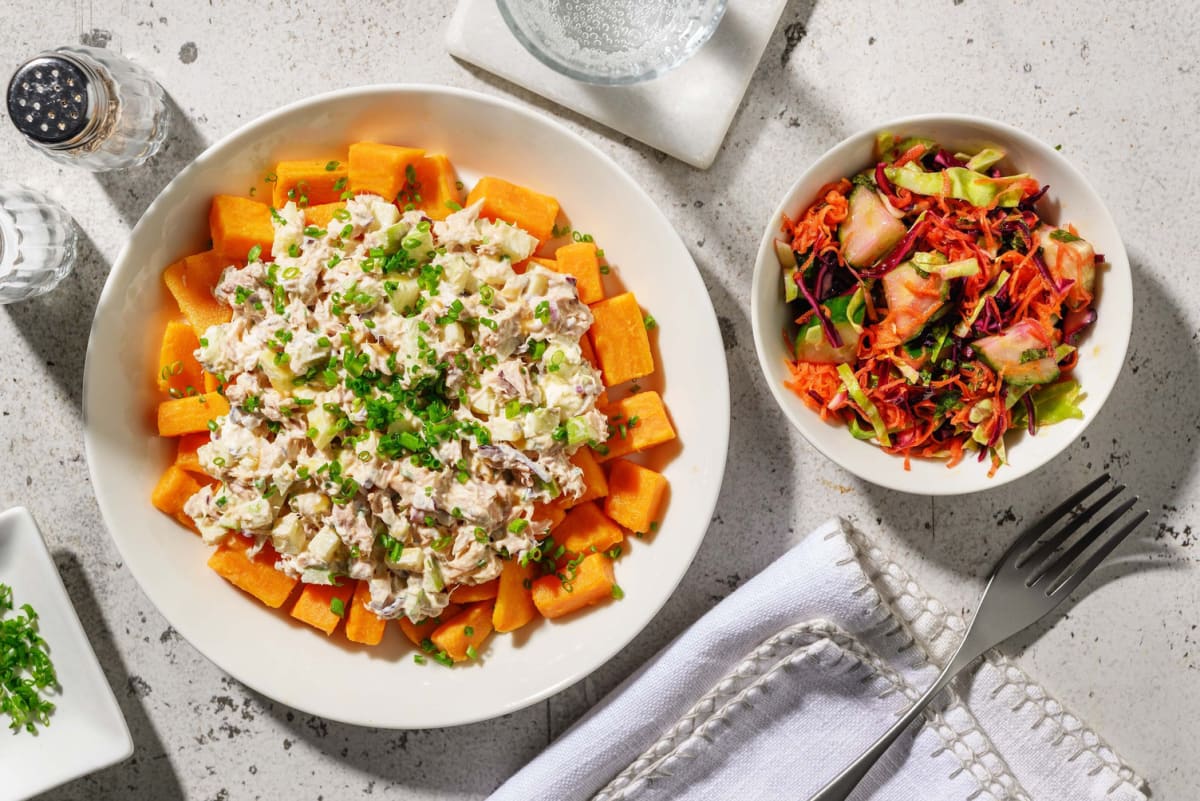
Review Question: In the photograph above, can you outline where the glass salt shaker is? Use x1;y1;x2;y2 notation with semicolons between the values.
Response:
6;45;169;171
0;184;77;304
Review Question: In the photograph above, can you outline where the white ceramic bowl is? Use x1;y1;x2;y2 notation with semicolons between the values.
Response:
83;85;729;728
751;114;1131;495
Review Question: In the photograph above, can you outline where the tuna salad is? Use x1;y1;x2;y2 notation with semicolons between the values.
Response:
183;195;608;623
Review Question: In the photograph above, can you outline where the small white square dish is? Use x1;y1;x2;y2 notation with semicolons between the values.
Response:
0;507;132;801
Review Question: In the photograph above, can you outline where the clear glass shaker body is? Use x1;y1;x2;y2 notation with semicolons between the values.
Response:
0;184;77;304
6;45;169;171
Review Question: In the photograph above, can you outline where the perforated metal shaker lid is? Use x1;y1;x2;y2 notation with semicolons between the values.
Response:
6;53;103;148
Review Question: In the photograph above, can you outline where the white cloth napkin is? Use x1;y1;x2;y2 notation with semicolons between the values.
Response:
489;519;1147;801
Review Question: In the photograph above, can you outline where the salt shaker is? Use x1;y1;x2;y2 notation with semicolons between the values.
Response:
0;184;77;304
6;45;169;171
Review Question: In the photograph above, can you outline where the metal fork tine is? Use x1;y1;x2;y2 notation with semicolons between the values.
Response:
1008;473;1110;568
1033;495;1139;590
1018;483;1125;573
1048;509;1149;598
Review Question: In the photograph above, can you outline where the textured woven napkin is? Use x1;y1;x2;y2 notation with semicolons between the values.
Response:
488;519;1147;801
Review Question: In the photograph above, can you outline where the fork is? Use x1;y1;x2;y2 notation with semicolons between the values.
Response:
807;474;1148;801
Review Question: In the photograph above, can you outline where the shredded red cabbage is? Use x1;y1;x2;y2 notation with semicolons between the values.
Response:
792;269;843;348
932;149;965;170
864;217;929;278
1023;392;1038;436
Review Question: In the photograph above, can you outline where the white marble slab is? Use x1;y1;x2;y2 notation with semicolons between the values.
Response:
445;0;788;168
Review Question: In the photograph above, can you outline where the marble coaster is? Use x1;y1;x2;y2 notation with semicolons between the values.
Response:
445;0;788;169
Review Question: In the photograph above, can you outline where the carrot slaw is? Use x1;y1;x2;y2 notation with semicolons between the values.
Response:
777;133;1100;474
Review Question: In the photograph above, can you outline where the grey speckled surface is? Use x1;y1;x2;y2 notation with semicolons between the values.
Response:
1;1;1197;799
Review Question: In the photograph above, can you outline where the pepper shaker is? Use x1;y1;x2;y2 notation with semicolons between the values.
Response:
6;45;169;171
0;184;77;304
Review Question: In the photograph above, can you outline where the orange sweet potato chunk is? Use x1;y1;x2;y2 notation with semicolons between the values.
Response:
553;242;604;304
412;154;463;220
450;578;500;603
529;257;558;270
532;502;566;531
348;142;425;201
466;176;559;244
573;447;608;506
595;391;676;462
157;319;204;395
305;201;345;229
175;432;209;474
157;392;230;436
162;250;232;335
431;601;495;662
203;371;221;393
207;536;299;609
398;603;462;648
605;459;668;534
151;464;202;516
210;195;274;262
532;553;615;619
345;580;387;646
589;292;654;386
554;502;624;556
291;582;355;636
493;559;537;633
271;158;348;208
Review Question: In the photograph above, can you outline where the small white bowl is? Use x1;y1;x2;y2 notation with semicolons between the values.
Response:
750;114;1131;495
0;507;132;801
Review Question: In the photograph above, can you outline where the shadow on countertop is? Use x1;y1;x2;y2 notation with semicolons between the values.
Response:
34;551;184;801
4;228;105;412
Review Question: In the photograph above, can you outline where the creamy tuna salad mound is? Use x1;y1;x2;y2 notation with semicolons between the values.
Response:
183;195;608;622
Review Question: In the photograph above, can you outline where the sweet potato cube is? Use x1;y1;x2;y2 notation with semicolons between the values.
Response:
431;601;495;662
162;250;232;335
157;392;230;436
207;535;298;609
291;582;355;636
412;154;463;220
175;432;209;474
605;460;668;534
554;502;624;556
210;195;274;262
348;142;425;201
532;553;615;619
450;578;500;603
532;502;566;531
157;319;204;395
151;464;202;517
589;293;654;386
553;242;604;304
493;559;537;633
271;158;348;208
559;447;607;508
305;201;346;230
345;580;387;646
595;391;676;462
466;176;559;243
529;257;558;270
398;603;462;648
203;371;221;393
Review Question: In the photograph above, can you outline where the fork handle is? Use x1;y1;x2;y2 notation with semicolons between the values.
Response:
805;644;981;801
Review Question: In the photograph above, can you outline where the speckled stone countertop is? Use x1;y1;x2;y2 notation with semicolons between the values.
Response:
1;1;1197;799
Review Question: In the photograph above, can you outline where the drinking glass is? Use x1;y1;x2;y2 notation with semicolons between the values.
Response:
0;184;77;304
497;0;727;85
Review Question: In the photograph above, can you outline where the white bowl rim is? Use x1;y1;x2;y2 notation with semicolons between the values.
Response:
82;83;731;727
750;112;1131;496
